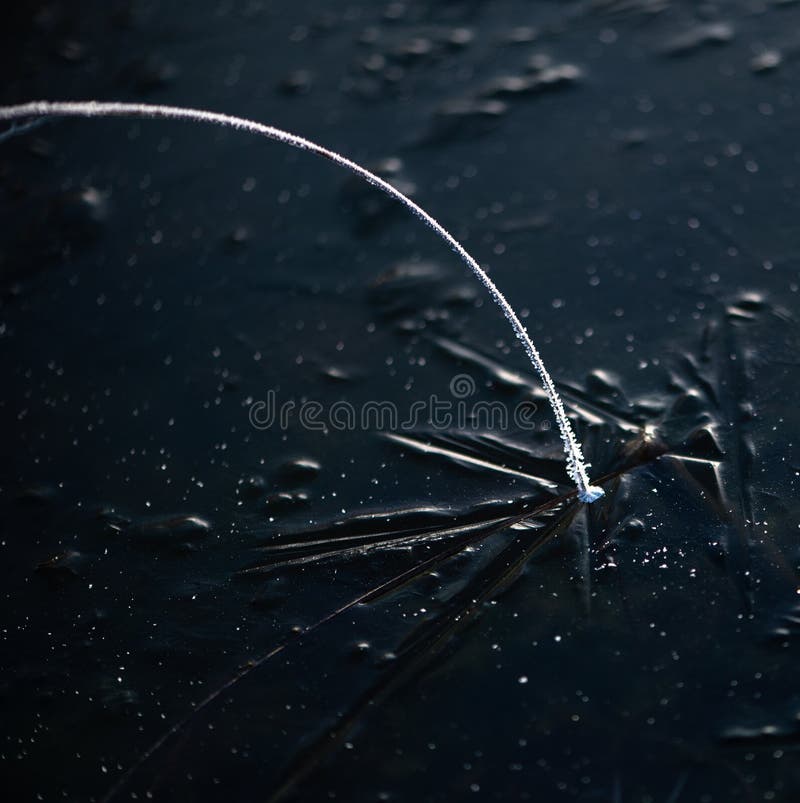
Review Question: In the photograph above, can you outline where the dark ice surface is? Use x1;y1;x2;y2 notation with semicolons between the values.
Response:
2;1;800;801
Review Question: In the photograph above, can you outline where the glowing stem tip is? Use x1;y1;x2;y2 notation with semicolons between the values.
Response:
578;485;605;504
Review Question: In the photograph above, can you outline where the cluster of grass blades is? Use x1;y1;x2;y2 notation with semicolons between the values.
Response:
96;400;731;802
228;294;771;801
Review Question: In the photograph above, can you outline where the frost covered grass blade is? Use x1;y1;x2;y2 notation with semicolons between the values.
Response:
0;100;604;502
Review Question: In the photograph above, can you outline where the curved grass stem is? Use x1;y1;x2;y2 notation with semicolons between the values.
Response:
0;100;603;501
